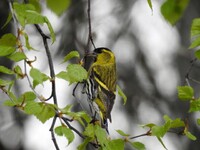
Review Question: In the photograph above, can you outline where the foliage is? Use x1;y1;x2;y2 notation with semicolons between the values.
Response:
0;0;199;150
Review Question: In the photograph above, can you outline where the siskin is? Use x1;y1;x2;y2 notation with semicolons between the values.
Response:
83;47;117;129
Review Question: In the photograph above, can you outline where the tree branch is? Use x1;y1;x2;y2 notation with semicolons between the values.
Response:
87;0;96;51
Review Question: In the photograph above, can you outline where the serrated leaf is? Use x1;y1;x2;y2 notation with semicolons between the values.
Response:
0;66;14;74
116;129;130;136
189;99;200;112
30;68;49;88
62;51;80;63
56;64;87;84
177;86;194;100
55;126;63;136
22;91;36;101
191;18;200;37
107;139;124;150
13;3;55;43
46;0;71;16
35;103;55;123
24;101;43;115
184;130;196;141
94;125;108;146
62;126;75;145
163;115;185;128
161;0;189;25
117;85;127;105
131;141;146;150
3;100;16;107
147;0;153;11
7;52;26;62
189;36;200;49
83;124;95;138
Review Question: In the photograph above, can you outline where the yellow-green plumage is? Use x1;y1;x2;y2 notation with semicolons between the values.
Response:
88;48;116;125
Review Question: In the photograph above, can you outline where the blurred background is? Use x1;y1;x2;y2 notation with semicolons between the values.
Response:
0;0;200;149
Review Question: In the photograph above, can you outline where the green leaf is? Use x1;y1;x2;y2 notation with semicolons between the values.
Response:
83;124;95;138
30;68;49;88
35;103;55;123
141;123;156;129
177;86;194;100
62;126;75;145
7;52;27;62
46;0;71;16
22;91;36;101
0;46;15;56
0;79;13;86
1;12;12;29
189;99;200;112
24;101;43;115
77;137;92;150
56;64;87;84
163;115;185;128
0;66;14;74
24;33;34;50
116;129;130;136
157;137;167;150
62;51;80;63
107;139;124;150
13;3;56;43
3;100;16;107
55;126;63;136
0;33;17;56
55;125;74;145
197;118;200;125
44;17;56;43
195;50;200;60
190;18;200;37
61;104;73;113
29;0;41;13
161;0;189;25
131;142;146;150
13;3;35;26
13;65;24;78
0;33;16;46
152;125;167;138
117;85;127;105
147;0;153;11
184;130;197;141
94;125;108;147
189;36;200;49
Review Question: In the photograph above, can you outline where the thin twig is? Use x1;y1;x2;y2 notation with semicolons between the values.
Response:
87;0;96;50
34;24;57;104
129;130;151;139
49;116;59;150
61;117;85;139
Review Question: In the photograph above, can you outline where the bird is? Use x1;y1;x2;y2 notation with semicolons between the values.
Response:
84;47;117;130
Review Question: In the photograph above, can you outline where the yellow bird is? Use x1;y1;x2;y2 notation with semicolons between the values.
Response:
85;47;116;129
